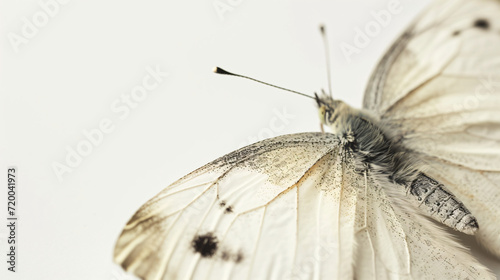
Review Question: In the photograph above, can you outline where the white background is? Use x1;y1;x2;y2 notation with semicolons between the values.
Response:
1;0;499;279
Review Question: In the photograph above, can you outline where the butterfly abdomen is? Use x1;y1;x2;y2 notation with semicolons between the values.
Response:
406;173;478;235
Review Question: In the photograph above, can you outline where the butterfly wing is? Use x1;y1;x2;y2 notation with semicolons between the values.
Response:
114;133;355;279
114;133;492;279
362;0;500;258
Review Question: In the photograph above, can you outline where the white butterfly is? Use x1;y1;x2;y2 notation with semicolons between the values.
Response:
114;0;500;279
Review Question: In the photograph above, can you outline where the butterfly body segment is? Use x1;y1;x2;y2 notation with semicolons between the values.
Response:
406;173;478;234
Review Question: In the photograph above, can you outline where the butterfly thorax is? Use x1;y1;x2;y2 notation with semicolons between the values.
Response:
316;95;413;182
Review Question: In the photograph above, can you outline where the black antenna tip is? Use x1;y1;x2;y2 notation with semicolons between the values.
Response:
314;92;321;107
211;66;314;100
319;25;325;34
213;67;234;76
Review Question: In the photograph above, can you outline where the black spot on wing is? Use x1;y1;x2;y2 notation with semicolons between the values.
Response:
234;251;244;263
473;19;490;30
220;250;244;263
221;251;231;261
192;233;218;257
219;200;233;214
452;19;491;37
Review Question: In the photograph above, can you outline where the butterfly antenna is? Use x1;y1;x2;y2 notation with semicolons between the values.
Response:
213;67;314;100
320;25;333;98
